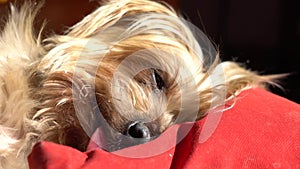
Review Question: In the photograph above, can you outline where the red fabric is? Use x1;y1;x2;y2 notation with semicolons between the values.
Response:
28;88;300;169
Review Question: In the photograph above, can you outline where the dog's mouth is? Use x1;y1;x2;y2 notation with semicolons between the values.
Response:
86;119;194;158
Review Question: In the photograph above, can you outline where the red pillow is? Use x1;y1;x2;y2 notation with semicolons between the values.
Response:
28;88;300;169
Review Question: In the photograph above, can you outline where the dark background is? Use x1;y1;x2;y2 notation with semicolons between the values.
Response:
181;0;300;103
0;0;299;103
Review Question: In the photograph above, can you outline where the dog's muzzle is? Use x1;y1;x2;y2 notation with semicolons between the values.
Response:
87;119;158;152
127;121;151;139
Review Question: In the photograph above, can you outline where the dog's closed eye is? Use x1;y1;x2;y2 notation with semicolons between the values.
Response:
134;69;166;91
152;70;165;90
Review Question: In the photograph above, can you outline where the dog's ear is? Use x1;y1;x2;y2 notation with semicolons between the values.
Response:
67;0;177;38
34;71;91;151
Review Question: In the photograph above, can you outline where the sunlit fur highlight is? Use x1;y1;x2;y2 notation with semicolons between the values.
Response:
0;0;276;168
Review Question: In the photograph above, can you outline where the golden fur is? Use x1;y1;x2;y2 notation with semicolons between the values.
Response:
0;0;276;168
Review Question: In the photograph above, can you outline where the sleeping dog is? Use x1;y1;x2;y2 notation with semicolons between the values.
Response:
0;0;276;168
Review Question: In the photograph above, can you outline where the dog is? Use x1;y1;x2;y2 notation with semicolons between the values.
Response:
0;0;277;168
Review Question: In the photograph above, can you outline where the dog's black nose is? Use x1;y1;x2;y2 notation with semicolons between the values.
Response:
127;122;150;139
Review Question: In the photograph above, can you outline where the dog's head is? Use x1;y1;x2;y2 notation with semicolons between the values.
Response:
34;0;224;151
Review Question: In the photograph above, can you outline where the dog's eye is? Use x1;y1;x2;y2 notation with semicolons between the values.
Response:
153;70;165;90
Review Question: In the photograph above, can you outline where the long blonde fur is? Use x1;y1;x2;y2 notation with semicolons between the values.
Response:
0;0;275;168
